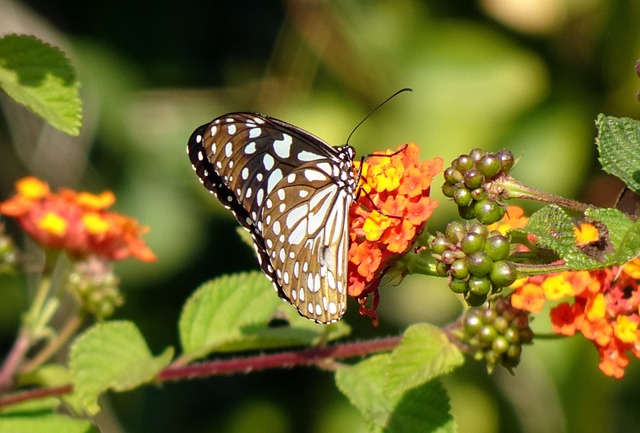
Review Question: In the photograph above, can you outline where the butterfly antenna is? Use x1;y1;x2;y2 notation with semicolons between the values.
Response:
345;88;413;145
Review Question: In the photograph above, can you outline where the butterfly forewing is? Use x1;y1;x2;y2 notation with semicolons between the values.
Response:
187;113;356;323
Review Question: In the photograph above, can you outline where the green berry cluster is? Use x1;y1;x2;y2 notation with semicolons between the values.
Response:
432;221;517;306
461;297;534;372
442;148;514;224
67;258;123;319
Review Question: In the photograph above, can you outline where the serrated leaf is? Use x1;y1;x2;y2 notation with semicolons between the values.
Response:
385;324;463;395
525;205;601;269
336;352;456;433
596;114;640;193
179;271;349;363
0;412;97;433
0;34;82;135
68;321;173;415
336;354;395;429
585;208;640;264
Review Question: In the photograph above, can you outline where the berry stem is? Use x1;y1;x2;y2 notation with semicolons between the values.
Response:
495;177;595;213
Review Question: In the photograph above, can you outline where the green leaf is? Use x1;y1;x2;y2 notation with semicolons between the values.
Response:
0;398;96;433
0;34;82;135
335;325;461;432
0;413;97;433
385;324;464;395
17;364;70;388
179;271;349;363
68;321;173;415
596;114;640;193
523;205;602;269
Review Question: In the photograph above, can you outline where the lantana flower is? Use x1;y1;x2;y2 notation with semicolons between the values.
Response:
0;177;155;262
347;143;442;321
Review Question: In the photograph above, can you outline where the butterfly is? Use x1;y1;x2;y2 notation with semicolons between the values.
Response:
188;113;357;323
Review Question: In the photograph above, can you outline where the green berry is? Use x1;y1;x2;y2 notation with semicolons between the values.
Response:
474;199;506;225
493;316;509;334
468;223;489;238
482;308;498;323
463;169;485;189
442;183;456;197
503;327;521;344
477;154;502;178
491;336;509;354
454;154;474;173
458;205;476;220
478;325;498;344
470;187;487;201
468;276;492;296
450;278;469;294
450;258;469;279
484;235;511;260
469;148;486;162
431;236;450;254
444;167;464;184
453;187;473;207
496;149;514;173
467;251;492;276
466;292;487;307
445;221;466;243
489;261;517;287
460;232;485;254
435;261;450;276
463;312;483;335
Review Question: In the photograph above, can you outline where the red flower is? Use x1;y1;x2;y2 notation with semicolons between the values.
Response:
0;177;156;262
347;143;442;322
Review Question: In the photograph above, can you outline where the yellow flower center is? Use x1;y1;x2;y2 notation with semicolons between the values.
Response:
38;212;68;236
613;316;638;343
83;213;111;235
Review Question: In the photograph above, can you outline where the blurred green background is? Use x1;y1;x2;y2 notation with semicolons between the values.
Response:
1;0;640;432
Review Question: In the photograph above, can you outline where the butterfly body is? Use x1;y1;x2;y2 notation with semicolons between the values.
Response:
188;113;356;323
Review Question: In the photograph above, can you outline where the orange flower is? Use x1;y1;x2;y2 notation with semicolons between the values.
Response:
511;260;640;378
0;177;156;262
347;143;442;322
510;282;545;313
488;205;529;235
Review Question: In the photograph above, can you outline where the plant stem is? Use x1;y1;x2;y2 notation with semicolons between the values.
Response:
0;335;403;409
21;313;86;374
160;336;402;381
0;330;31;392
496;176;595;213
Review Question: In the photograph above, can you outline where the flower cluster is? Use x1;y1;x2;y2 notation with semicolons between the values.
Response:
495;207;640;378
0;177;155;262
513;265;640;378
347;143;442;321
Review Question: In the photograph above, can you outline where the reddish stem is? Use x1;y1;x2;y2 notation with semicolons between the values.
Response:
0;335;402;409
159;336;401;381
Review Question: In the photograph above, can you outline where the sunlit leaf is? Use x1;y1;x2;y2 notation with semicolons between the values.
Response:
0;34;82;135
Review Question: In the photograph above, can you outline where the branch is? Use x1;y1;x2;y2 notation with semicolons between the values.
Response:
0;335;402;409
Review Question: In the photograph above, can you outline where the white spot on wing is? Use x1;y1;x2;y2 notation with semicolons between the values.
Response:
263;154;275;171
298;150;324;161
273;134;292;159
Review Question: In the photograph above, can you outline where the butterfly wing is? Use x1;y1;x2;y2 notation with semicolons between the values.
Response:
187;113;356;323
